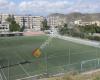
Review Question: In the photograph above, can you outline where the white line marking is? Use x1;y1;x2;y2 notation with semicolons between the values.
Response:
16;54;31;77
19;64;30;77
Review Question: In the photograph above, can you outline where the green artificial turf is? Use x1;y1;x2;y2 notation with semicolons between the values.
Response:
0;35;100;80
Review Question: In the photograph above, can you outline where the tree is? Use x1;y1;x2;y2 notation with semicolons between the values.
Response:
78;24;96;35
6;15;20;32
95;27;100;33
20;17;26;32
42;19;50;30
59;24;68;35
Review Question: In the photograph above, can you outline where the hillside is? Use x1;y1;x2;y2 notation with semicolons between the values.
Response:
48;12;100;22
66;12;100;22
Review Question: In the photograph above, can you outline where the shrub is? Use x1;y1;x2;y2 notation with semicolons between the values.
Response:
87;36;100;41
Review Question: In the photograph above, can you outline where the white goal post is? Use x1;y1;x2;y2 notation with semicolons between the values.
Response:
81;58;100;71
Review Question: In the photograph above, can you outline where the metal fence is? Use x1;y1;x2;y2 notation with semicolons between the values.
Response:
13;58;100;80
1;51;100;80
47;58;100;76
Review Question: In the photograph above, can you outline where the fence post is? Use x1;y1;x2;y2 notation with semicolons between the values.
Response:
81;62;82;72
45;52;48;76
81;61;84;72
68;48;71;64
7;59;9;80
98;59;99;65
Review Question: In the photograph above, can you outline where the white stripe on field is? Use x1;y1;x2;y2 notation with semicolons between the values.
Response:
19;64;30;77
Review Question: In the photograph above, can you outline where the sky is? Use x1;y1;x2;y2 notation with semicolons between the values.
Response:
0;0;100;16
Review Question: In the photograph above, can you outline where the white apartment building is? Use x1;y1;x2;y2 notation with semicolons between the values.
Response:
74;20;82;25
32;16;44;31
0;14;45;32
15;15;44;31
0;14;10;32
74;20;90;26
47;14;66;27
0;14;10;23
74;20;100;26
15;15;32;30
0;22;9;32
91;21;100;26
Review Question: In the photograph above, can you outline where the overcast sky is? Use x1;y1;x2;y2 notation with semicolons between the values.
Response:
0;0;100;16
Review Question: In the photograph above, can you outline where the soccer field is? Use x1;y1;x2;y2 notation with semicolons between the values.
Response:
0;35;100;80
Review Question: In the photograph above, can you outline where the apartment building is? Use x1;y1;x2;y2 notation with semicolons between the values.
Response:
0;14;10;23
74;20;90;26
15;15;44;31
74;20;100;26
0;14;45;32
47;13;66;27
0;14;9;32
91;21;100;26
0;22;9;32
32;16;44;31
15;15;32;30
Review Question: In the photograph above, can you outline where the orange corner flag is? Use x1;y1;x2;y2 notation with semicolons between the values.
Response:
32;48;41;58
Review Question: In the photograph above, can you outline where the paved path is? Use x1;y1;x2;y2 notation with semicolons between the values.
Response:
54;34;100;48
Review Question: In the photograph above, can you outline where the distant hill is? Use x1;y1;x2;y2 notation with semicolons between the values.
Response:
48;12;100;22
66;12;100;22
48;13;65;16
47;13;65;18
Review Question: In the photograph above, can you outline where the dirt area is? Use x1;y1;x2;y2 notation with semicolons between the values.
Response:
23;31;45;36
39;69;100;80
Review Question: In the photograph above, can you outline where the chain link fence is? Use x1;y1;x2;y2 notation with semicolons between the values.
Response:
0;47;100;80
